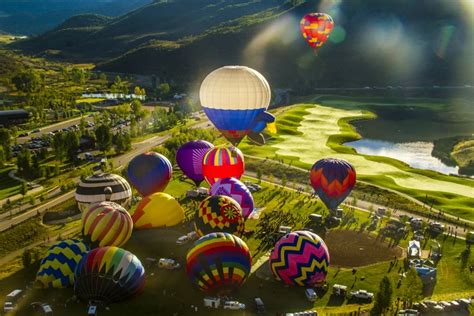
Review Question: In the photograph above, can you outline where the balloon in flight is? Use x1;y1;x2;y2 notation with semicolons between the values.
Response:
300;13;334;52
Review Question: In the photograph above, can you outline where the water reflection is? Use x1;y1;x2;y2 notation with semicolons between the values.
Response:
346;139;459;175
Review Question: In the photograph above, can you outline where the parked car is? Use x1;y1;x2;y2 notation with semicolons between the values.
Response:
32;129;40;133
350;290;374;301
18;132;28;137
203;297;220;308
305;288;317;302
254;297;265;314
158;258;180;270
4;289;23;313
176;232;199;245
223;301;245;310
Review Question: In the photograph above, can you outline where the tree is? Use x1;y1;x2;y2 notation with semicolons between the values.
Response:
256;169;262;184
95;125;112;154
134;86;146;97
17;149;32;177
11;70;42;93
158;82;170;98
22;249;32;268
51;132;66;161
0;128;12;160
115;132;131;153
371;276;393;315
65;131;80;162
71;68;87;85
130;99;143;118
400;268;423;307
20;181;28;196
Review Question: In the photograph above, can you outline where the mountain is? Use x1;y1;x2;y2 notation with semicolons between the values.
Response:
14;0;474;90
0;0;151;35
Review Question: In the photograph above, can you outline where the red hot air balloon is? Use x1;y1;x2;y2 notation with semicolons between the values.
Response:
300;13;334;52
202;146;245;186
310;158;356;211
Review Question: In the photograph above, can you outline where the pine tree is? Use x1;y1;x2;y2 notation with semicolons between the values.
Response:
371;276;393;315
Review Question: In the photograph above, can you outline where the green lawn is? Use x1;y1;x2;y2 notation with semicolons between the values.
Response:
1;176;473;315
239;103;474;220
0;167;22;201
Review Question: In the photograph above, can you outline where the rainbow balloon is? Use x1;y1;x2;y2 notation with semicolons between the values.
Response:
186;232;251;294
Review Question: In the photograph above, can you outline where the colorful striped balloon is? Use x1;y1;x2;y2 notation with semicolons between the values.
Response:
310;158;356;211
35;239;89;289
194;195;245;237
186;232;251;294
210;177;254;219
81;201;133;248
269;230;330;287
202;146;244;186
74;246;145;304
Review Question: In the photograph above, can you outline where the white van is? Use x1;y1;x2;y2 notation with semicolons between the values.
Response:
305;288;317;302
4;289;23;313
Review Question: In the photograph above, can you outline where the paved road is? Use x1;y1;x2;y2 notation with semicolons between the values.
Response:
245;154;474;230
0;119;211;232
17;116;94;144
245;171;469;238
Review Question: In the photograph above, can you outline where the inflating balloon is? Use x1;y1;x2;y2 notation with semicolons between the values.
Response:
210;178;254;219
75;173;132;213
300;13;334;52
269;230;330;286
200;66;274;145
176;140;214;186
194;195;245;237
310;158;356;211
127;152;172;196
35;239;89;289
74;247;145;304
202;146;244;186
186;232;251;294
81;201;133;248
131;192;184;229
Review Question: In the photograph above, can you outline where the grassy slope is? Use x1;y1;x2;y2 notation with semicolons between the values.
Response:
0;167;21;201
0;176;472;315
239;102;474;220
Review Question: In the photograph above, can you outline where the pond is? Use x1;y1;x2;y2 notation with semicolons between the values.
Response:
346;139;459;175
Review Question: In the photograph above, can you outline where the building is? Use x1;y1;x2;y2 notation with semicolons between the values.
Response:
0;109;29;126
408;240;422;258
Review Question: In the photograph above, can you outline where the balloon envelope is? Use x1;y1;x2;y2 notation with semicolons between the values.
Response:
81;201;133;248
200;66;271;145
176;140;214;186
300;13;334;51
194;195;245;237
75;173;132;213
127;152;172;196
36;239;89;289
269;230;330;286
131;192;184;229
310;158;356;210
186;232;251;294
202;146;244;186
210;178;254;219
74;246;145;304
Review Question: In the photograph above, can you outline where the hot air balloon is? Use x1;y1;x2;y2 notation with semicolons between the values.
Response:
127;152;172;196
75;173;132;213
81;201;133;248
210;178;254;219
74;247;145;304
310;158;356;211
194;195;245;237
202;146;244;186
186;232;251;294
300;13;334;52
199;66;273;145
130;192;184;229
269;230;330;286
176;140;214;186
35;239;89;289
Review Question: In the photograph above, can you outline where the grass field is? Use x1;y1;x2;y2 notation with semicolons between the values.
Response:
239;102;474;220
0;167;22;201
1;176;473;315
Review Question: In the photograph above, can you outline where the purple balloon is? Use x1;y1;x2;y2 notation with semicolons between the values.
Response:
176;140;214;186
210;178;254;219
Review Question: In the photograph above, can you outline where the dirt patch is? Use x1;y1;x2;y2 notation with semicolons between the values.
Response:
325;229;403;268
